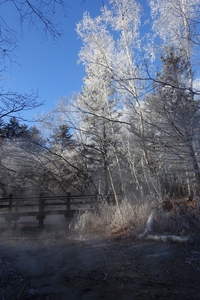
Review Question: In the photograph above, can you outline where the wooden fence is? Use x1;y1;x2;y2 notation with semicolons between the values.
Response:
0;193;98;227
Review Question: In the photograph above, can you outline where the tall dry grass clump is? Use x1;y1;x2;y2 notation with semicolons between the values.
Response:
153;196;200;234
69;198;153;236
69;195;200;237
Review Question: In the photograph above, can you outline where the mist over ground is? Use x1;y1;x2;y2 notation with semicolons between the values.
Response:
0;221;200;300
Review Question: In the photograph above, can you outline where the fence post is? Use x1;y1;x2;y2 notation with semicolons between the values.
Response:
91;193;98;208
38;194;44;227
95;192;98;204
8;194;13;227
65;192;71;220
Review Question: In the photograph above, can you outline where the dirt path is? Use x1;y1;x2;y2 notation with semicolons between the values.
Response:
0;225;200;299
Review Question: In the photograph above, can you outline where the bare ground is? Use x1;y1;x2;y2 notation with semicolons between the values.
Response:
0;222;200;300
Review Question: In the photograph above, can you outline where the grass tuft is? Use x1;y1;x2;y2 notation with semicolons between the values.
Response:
70;196;200;237
69;199;153;236
153;197;200;234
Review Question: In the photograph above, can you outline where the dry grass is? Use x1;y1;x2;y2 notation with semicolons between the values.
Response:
69;199;153;236
153;196;200;234
69;195;200;237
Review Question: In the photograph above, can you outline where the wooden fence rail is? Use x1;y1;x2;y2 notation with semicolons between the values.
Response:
0;193;98;227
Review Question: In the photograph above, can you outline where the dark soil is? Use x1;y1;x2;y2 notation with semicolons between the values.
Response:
0;224;200;300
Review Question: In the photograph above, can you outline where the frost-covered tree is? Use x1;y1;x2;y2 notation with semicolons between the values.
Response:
76;0;154;194
76;0;146;117
50;124;73;150
144;49;200;196
75;64;125;198
0;121;47;196
0;117;28;139
149;0;200;89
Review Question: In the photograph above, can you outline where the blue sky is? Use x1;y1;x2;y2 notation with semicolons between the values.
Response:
2;1;200;124
1;0;109;121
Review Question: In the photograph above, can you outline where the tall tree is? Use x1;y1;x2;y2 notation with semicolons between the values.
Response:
50;124;73;149
144;50;200;196
0;117;28;139
76;65;124;196
76;0;154;195
149;0;200;89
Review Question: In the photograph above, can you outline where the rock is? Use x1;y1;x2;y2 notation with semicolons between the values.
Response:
28;288;38;295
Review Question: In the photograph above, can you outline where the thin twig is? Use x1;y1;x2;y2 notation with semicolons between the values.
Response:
18;282;27;300
1;290;4;300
